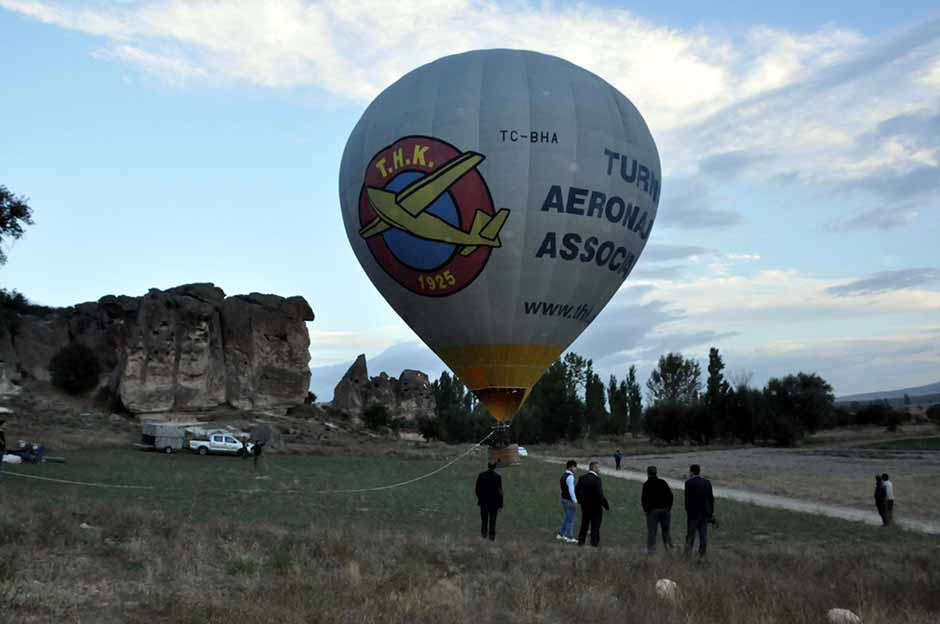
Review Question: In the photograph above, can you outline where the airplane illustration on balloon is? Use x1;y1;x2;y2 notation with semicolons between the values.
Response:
359;151;510;256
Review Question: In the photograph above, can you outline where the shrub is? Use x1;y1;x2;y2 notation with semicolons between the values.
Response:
926;404;940;426
416;415;442;441
362;404;391;430
49;342;102;395
0;288;55;330
643;402;687;444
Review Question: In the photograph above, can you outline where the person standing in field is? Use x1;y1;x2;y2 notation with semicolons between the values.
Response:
684;464;715;558
881;473;894;526
642;465;674;553
575;461;610;547
557;460;579;543
475;462;503;541
614;449;623;470
0;419;6;474
874;475;888;526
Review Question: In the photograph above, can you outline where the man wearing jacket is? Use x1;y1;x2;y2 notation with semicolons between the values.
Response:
475;463;504;541
881;473;895;526
557;460;578;543
684;464;715;557
575;461;610;547
641;465;673;553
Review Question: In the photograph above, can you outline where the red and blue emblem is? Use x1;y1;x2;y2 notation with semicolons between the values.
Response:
358;135;509;297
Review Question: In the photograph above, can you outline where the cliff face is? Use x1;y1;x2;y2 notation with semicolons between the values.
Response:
332;354;435;422
0;283;314;414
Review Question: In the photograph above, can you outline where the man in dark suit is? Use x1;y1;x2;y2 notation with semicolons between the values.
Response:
641;465;674;553
475;463;503;540
575;461;610;547
684;464;715;557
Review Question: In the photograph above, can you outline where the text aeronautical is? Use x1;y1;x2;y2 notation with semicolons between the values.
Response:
533;147;659;279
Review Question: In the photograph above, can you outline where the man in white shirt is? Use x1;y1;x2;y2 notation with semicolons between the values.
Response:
557;460;578;543
881;473;895;526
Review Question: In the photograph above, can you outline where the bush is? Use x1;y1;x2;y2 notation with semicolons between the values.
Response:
925;404;940;426
362;404;391;430
49;342;102;395
884;409;903;432
417;415;442;441
0;288;54;330
854;402;896;426
305;391;317;405
643;402;687;444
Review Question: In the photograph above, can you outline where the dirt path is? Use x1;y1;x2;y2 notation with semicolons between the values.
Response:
537;456;940;535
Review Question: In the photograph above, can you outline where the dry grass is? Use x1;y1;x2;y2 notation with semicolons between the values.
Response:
2;447;940;623
1;497;938;624
595;446;940;523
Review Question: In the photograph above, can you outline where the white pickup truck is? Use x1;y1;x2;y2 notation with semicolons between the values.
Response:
189;432;253;456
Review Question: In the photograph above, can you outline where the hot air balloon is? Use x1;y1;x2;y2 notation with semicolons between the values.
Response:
339;49;660;458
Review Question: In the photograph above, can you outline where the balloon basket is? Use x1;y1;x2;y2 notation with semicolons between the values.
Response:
486;422;518;467
488;444;519;467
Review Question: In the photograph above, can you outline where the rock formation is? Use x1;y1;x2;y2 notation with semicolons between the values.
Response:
0;283;314;413
331;354;435;422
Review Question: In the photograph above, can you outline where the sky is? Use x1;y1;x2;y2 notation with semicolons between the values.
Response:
1;0;938;400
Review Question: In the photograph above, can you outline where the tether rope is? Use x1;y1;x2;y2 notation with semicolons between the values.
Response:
1;471;155;490
0;431;494;494
271;430;493;494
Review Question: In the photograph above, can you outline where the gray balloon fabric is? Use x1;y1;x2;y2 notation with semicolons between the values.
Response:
339;49;660;421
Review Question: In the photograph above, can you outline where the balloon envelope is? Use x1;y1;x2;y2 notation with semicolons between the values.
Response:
339;49;660;422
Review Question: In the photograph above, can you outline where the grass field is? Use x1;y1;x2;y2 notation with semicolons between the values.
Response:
2;448;939;623
864;437;940;450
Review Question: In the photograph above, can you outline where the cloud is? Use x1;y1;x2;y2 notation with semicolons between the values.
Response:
724;328;940;395
6;1;939;223
656;176;745;229
642;244;712;262
629;264;688;281
92;44;208;83
826;268;940;297
0;0;742;132
698;150;772;179
569;296;677;361
638;268;940;323
826;206;920;231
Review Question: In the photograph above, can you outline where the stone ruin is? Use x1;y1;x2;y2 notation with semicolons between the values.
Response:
331;354;435;422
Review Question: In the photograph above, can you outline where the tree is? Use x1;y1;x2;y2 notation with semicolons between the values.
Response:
764;372;834;444
700;347;731;444
0;185;34;265
363;404;391;430
515;357;585;443
583;364;607;436
726;384;766;444
49;342;102;395
626;365;643;439
305;391;317;405
606;374;627;436
430;372;471;442
927;404;940;426
562;352;589;396
903;393;911;406
646;353;701;406
854;402;896;426
643;402;686;444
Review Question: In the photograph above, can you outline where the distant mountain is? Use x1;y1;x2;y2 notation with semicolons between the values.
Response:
309;341;447;402
837;380;940;403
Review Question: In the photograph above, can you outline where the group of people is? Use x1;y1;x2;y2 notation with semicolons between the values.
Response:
474;459;716;556
874;473;895;526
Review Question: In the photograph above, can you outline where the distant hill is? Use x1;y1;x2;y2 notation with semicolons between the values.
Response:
837;380;940;403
